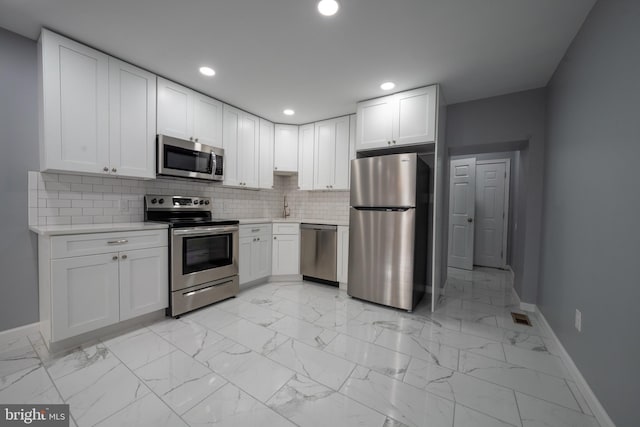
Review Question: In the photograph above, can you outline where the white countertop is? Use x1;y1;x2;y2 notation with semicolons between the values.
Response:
237;218;349;226
29;222;169;236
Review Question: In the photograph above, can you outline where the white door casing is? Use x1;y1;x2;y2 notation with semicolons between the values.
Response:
447;158;476;270
474;160;510;269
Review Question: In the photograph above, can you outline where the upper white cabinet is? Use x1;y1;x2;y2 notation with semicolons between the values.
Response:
274;124;299;174
259;119;275;189
157;77;223;148
39;29;156;178
314;116;351;190
223;104;260;188
298;124;315;190
356;85;437;151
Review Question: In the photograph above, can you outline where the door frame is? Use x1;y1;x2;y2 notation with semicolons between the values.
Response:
475;159;510;269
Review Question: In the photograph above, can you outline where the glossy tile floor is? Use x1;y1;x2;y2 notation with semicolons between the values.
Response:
0;267;601;427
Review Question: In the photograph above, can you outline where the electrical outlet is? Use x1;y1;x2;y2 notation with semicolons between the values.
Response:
575;309;582;332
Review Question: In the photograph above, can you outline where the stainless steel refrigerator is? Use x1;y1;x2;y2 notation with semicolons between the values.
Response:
348;153;429;311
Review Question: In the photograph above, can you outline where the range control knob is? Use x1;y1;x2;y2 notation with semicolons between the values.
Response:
199;200;204;205
192;199;198;205
158;198;165;204
151;198;157;204
205;200;210;205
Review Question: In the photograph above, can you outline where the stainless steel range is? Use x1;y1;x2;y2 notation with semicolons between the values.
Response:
145;195;239;317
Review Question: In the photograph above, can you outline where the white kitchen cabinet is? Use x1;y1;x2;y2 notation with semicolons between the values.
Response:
337;226;349;285
108;58;156;179
355;85;437;151
39;29;157;179
314;116;350;190
157;77;223;147
239;224;272;285
223;104;260;188
274;124;299;173
119;246;168;321
259;119;275;189
298;124;315;190
272;223;300;276
38;229;168;347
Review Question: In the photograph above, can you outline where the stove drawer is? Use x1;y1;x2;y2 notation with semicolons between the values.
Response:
170;276;239;317
51;230;168;259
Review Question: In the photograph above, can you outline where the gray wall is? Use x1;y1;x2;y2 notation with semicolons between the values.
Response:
539;0;640;425
445;88;546;303
0;28;39;331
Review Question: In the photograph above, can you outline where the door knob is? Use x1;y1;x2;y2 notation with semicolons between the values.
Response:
112;255;118;261
112;168;117;173
467;218;473;223
103;167;109;172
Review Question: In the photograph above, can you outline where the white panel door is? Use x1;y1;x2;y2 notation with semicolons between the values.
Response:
447;158;476;270
333;116;351;190
157;77;193;140
274;124;299;172
355;96;394;150
298;124;315;190
239;112;260;188
239;236;254;284
253;236;272;280
41;29;110;174
222;104;241;186
272;235;299;275
193;93;223;147
108;58;156;179
475;162;508;268
394;85;437;146
51;253;119;341
259;119;274;189
119;247;168;321
314;119;336;190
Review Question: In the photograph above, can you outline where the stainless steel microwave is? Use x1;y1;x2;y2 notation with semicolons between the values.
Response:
157;135;224;181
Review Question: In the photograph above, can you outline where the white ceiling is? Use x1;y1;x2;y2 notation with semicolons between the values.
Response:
0;0;596;124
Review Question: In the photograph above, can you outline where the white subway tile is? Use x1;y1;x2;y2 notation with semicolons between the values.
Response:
47;199;72;208
60;208;83;216
93;200;114;208
58;191;83;200
47;216;71;225
72;216;93;224
82;193;103;200
82;207;103;216
44;181;71;191
41;173;59;182
58;174;83;184
93;215;113;223
92;184;113;193
71;183;93;192
72;200;94;208
82;176;103;185
38;207;58;217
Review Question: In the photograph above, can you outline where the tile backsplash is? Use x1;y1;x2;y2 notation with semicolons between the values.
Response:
28;172;349;226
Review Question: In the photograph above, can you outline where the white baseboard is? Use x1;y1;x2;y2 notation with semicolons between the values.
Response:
536;308;615;427
0;322;40;344
506;266;536;313
519;302;536;312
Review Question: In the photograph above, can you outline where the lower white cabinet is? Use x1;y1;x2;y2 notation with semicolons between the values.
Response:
272;223;300;275
39;229;168;346
337;226;349;284
239;224;272;285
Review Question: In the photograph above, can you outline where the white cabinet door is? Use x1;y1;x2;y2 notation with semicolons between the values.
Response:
157;77;193;140
298;124;315;191
108;58;156;179
40;29;110;175
239;112;260;188
355;96;394;151
193;93;223;147
394;85;437;146
239;235;254;284
222;104;241;186
272;234;299;275
259;119;274;189
274;124;299;173
333;116;351;190
337;226;349;284
119;247;168;321
254;235;272;280
51;253;120;341
314;119;336;190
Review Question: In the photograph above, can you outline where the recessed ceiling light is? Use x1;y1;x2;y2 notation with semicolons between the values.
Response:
317;0;339;16
283;109;295;116
380;81;396;91
199;66;216;77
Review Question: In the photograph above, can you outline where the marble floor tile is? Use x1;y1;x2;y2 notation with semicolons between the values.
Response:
420;326;506;361
340;366;454;427
267;338;355;390
374;329;459;370
268;374;387;427
268;315;337;348
104;329;176;370
183;382;295;426
0;365;63;404
402;357;456;389
458;351;580;411
503;344;570;378
217;318;289;355
217;299;285;327
135;350;227;414
45;342;111;380
460;320;549;353
453;404;518;427
154;319;225;359
267;298;326;323
516;392;600;427
94;393;187;427
187;306;243;331
566;379;594;416
325;334;411;379
0;338;40;378
204;343;294;402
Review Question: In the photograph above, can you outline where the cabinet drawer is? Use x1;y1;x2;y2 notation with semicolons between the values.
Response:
273;223;300;235
51;230;168;259
239;224;272;238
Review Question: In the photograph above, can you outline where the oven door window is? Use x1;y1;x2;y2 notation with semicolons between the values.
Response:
164;145;212;174
182;234;232;274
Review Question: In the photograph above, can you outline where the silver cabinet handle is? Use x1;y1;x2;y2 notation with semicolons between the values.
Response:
387;141;391;145
274;236;277;240
251;228;260;232
103;166;109;172
392;140;396;144
112;255;118;261
274;167;278;170
112;167;117;173
190;136;194;141
195;138;199;142
107;239;128;245
173;225;239;236
467;218;473;223
256;237;260;241
122;254;128;260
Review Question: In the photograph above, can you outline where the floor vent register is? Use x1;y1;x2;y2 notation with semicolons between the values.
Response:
511;312;532;326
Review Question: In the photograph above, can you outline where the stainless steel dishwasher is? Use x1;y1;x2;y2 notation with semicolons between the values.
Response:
300;223;338;283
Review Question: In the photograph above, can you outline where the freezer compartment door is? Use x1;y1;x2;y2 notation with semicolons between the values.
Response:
347;207;416;310
350;153;417;207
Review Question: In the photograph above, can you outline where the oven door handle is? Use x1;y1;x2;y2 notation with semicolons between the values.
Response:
172;226;238;236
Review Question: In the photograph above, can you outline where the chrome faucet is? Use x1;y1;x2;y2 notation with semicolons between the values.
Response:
283;196;290;218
